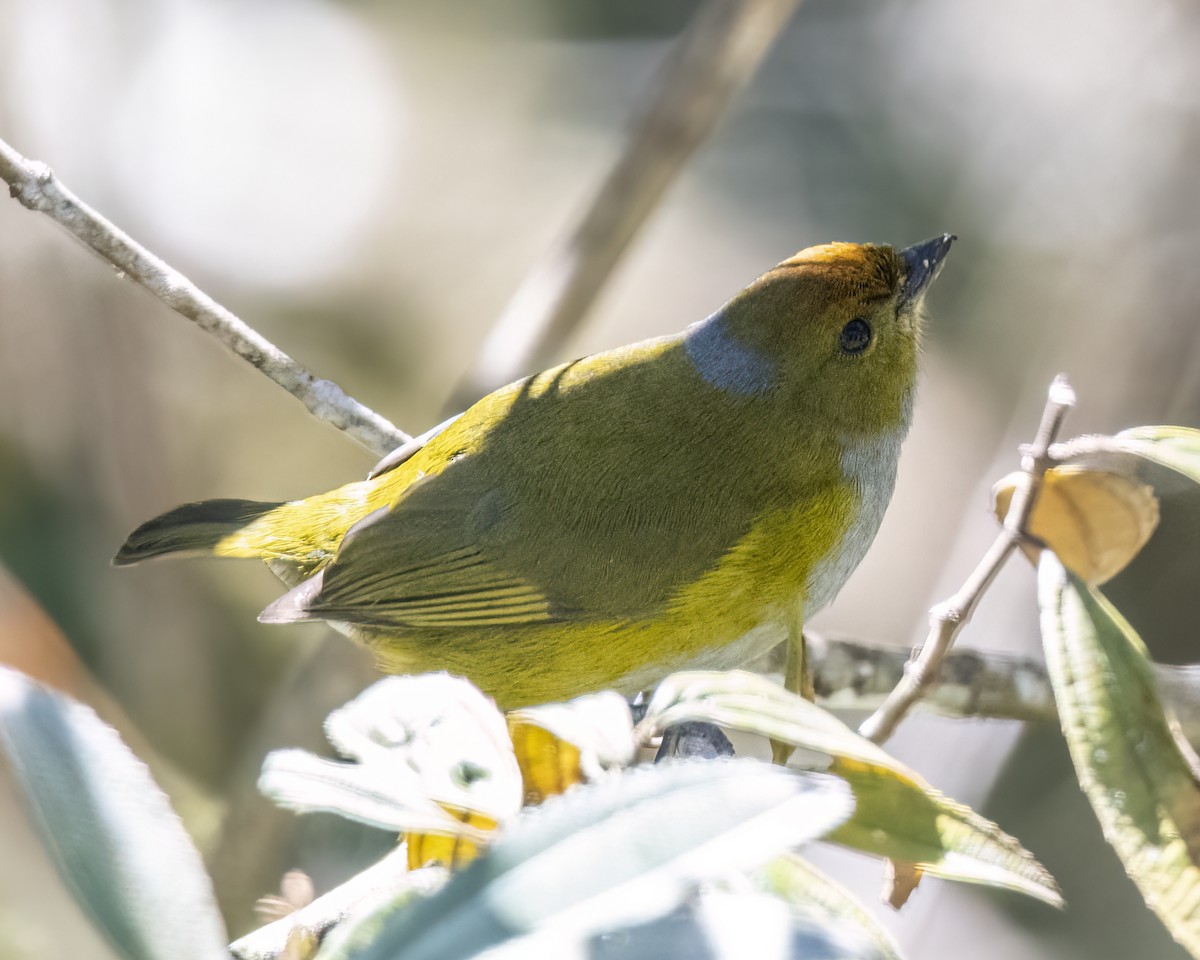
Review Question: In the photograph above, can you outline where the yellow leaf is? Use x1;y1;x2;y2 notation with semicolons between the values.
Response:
508;691;635;805
993;465;1158;584
406;809;498;871
508;722;585;805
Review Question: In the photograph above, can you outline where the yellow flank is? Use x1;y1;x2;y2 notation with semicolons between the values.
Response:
367;482;857;707
119;236;955;709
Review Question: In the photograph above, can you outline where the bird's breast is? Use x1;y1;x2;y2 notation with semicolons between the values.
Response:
801;418;908;614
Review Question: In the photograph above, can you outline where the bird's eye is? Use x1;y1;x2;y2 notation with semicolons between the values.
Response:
839;318;872;355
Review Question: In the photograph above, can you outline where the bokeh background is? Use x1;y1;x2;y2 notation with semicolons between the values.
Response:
3;0;1200;956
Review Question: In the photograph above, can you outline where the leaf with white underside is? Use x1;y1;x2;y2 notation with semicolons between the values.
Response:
260;673;521;836
0;665;227;960
1039;553;1200;957
1053;426;1200;490
331;759;854;960
639;671;1062;906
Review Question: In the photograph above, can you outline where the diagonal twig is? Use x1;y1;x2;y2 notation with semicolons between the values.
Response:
0;137;410;458
449;0;804;408
858;376;1077;744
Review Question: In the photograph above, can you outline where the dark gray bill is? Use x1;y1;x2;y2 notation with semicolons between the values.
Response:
900;234;955;302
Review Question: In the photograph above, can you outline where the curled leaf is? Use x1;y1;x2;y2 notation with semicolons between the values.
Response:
640;671;1062;907
993;466;1159;584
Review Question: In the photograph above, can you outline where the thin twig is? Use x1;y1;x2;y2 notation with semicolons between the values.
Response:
858;376;1078;744
0;137;410;458
449;0;803;408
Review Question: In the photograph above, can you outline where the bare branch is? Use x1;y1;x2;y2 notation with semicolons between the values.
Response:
0;137;410;458
450;0;803;407
858;376;1078;744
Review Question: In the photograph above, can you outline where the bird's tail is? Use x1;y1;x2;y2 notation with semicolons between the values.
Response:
114;498;286;565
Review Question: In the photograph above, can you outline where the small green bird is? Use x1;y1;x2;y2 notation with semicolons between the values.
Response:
116;236;953;707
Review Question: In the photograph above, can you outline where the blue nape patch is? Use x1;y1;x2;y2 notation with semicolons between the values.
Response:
684;310;776;396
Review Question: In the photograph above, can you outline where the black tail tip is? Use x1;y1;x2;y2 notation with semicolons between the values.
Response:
112;545;141;567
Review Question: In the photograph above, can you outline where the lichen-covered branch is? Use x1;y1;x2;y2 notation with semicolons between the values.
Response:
801;632;1200;745
0;137;410;457
802;634;1057;724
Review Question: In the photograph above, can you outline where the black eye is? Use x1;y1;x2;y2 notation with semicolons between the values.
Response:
839;318;872;355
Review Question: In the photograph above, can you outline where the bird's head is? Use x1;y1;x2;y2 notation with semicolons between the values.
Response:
686;235;954;437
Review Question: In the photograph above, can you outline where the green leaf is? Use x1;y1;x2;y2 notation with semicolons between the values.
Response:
0;666;227;960
337;759;853;960
754;854;904;960
1038;552;1200;956
1117;426;1200;479
640;671;1062;906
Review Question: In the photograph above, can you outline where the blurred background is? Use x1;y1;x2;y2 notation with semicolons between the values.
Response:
2;0;1200;956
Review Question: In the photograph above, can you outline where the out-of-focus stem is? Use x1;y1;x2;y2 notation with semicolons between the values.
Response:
450;0;803;408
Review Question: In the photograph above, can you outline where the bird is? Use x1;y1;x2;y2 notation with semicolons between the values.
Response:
116;235;954;708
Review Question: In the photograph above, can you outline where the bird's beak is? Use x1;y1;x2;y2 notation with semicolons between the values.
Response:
899;234;955;303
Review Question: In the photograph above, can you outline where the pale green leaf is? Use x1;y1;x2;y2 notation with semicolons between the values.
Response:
259;748;491;839
0;666;227;960
338;759;853;960
641;671;1062;906
1053;426;1200;493
1117;426;1200;479
1039;552;1200;957
471;887;897;960
754;854;904;960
